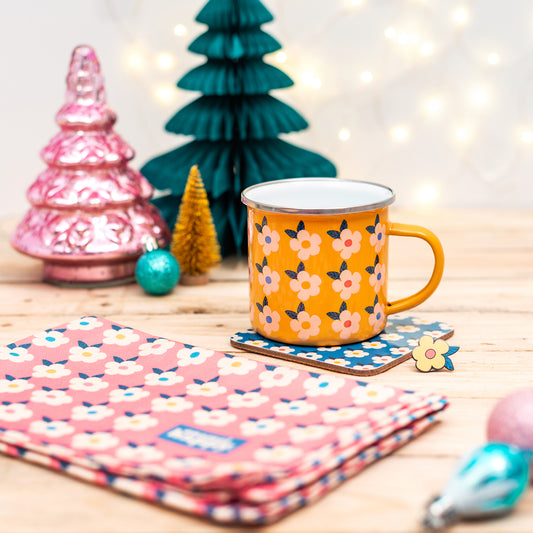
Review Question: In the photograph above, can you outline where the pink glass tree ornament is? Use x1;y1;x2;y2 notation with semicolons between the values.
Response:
11;45;170;285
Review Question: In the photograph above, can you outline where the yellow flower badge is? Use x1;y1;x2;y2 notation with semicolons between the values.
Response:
412;335;458;372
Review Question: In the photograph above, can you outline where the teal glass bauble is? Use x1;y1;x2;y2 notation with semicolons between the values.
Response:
135;250;180;295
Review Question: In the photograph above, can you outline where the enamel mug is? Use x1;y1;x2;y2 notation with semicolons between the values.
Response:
241;178;444;346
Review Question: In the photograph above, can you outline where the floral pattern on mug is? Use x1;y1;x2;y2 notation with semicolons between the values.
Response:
0;344;33;364
327;301;361;340
366;214;386;253
256;216;280;256
328;261;362;300
365;295;386;333
285;303;321;341
256;297;281;336
285;221;321;261
256;257;280;296
328;220;362;259
366;255;386;293
285;262;321;301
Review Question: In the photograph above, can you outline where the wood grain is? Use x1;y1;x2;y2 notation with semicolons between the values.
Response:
1;208;532;533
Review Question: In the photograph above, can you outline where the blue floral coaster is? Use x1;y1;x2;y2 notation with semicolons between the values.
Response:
230;315;454;376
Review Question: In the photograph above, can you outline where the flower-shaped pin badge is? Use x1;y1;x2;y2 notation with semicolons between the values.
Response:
412;335;459;372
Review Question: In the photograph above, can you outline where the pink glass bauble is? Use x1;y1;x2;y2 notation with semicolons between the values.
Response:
11;45;170;285
487;388;533;456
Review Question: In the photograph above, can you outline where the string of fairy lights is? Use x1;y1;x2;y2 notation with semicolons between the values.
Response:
120;1;530;206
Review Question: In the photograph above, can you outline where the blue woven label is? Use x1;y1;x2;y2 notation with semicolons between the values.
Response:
159;425;246;454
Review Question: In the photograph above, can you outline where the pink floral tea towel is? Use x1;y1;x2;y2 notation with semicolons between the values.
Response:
0;316;447;524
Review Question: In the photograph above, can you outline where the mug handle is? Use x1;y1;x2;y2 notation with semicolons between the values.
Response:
385;222;444;315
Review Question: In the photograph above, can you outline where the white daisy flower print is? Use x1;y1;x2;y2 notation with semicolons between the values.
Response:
69;343;107;364
303;374;345;397
343;349;369;358
176;346;215;367
113;413;158;432
69;376;109;392
289;424;333;443
102;327;140;346
350;384;395;405
138;338;176;356
259;366;299;388
273;399;317;417
104;359;143;375
193;408;237;427
66;317;103;331
227;391;269;408
108;386;150;403
0;377;34;393
254;445;303;464
31;330;69;348
30;388;73;406
240;418;285;437
0;403;33;422
144;369;184;387
0;344;33;363
321;406;365;424
70;404;115;421
0;429;31;445
186;380;227;397
71;432;119;451
30;419;75;438
151;395;193;413
217;356;258;376
32;361;71;379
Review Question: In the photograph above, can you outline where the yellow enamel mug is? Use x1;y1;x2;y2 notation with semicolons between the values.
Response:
241;178;444;346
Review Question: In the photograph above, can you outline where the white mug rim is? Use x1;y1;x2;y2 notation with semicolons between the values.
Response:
241;178;395;215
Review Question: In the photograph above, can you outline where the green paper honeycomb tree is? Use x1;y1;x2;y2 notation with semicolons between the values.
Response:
141;0;337;256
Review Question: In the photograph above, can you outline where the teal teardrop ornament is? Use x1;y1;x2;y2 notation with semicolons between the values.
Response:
135;236;180;295
423;443;531;530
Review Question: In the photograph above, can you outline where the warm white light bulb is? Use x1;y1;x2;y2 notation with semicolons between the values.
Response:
275;51;287;63
419;42;435;56
360;71;373;83
174;24;187;36
157;53;174;69
452;7;469;25
522;131;533;143
469;88;489;106
350;0;363;6
417;185;438;204
397;32;410;45
155;86;173;103
426;97;442;115
310;77;322;89
455;127;471;142
385;27;397;39
409;33;420;45
391;126;409;142
302;71;315;85
487;53;500;65
127;53;143;70
338;128;351;141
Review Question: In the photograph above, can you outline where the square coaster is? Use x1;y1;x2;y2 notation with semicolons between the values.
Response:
230;314;454;376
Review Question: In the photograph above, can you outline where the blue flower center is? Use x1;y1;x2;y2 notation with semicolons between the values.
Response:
10;352;19;357
289;405;299;410
377;273;382;280
319;382;328;388
265;235;272;244
265;276;272;284
266;316;273;324
124;392;134;396
80;321;89;326
46;336;55;342
159;377;169;381
190;351;200;358
46;425;56;431
376;312;382;320
88;409;98;414
377;233;382;240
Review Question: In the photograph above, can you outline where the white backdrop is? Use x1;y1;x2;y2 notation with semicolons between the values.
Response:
2;0;533;217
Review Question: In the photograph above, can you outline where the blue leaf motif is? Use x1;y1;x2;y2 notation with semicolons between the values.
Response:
327;312;340;320
256;262;263;273
340;301;347;312
327;230;341;239
297;302;305;313
444;346;460;356
285;269;298;279
340;219;348;231
285;310;298;319
255;223;263;233
297;262;305;273
327;271;341;280
256;302;263;312
285;229;298;239
78;341;88;349
444;356;455;371
297;220;305;232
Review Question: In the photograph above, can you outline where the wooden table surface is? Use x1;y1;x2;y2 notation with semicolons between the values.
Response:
1;209;532;533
